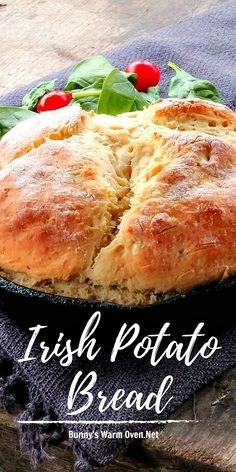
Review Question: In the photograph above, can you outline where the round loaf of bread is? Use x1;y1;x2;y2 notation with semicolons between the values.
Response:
0;99;235;304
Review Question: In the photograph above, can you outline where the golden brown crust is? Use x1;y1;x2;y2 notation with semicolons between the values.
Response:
0;105;86;168
0;98;235;304
144;98;236;145
92;132;236;292
0;136;130;280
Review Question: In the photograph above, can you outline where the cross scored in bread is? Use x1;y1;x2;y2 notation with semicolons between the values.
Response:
0;98;236;304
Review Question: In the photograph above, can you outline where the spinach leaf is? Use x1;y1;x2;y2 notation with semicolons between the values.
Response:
65;55;138;91
71;79;103;112
64;55;114;90
140;85;160;103
168;62;221;103
22;80;56;110
0;107;35;139
97;69;148;115
71;79;103;98
71;96;99;112
121;71;138;85
71;69;146;115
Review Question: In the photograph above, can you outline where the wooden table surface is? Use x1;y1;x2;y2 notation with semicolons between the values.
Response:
0;0;235;471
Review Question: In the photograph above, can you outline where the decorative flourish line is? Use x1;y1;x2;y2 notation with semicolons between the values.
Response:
18;419;200;424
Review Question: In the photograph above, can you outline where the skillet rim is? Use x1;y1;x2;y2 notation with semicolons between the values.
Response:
0;273;235;313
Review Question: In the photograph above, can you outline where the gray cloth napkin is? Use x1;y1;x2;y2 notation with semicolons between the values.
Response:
0;1;236;470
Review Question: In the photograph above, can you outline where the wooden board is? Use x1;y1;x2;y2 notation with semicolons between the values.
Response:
0;0;227;95
0;366;235;471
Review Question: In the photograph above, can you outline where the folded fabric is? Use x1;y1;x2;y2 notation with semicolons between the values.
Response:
0;1;236;470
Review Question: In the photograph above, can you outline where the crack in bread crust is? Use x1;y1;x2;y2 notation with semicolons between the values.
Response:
0;98;236;305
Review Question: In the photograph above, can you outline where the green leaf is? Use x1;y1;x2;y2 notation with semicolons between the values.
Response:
168;62;221;103
0;107;35;139
71;78;103;98
70;69;146;115
22;80;56;110
140;85;160;103
71;79;104;112
65;55;139;114
97;69;148;115
71;96;99;112
64;55;114;90
121;71;138;85
65;55;138;92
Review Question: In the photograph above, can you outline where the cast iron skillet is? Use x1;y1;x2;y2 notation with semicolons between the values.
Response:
0;275;235;337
